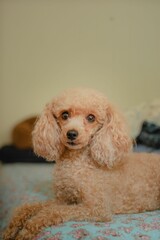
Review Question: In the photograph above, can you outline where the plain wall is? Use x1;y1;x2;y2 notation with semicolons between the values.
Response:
1;0;160;146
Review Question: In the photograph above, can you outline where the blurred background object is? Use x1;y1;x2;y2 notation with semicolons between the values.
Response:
12;116;37;149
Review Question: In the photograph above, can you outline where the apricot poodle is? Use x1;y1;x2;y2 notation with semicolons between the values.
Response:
3;88;160;240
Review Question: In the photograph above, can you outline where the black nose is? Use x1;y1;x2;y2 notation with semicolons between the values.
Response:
67;130;78;140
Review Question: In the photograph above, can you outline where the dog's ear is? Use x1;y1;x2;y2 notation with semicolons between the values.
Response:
32;102;64;161
90;103;132;168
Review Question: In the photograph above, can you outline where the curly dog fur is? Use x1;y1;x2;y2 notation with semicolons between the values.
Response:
3;88;160;240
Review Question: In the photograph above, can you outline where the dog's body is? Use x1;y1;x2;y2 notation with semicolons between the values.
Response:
55;151;160;214
3;88;160;240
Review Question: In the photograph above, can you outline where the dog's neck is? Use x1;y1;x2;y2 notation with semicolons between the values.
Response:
61;146;90;162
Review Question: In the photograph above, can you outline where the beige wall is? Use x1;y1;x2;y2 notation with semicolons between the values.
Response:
1;0;160;146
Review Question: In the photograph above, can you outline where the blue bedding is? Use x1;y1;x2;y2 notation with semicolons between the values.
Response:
0;152;160;240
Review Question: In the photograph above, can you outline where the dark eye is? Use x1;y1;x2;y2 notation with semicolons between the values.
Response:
61;111;69;120
86;114;95;123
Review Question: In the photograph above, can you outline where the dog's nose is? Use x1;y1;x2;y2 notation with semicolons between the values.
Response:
67;130;78;140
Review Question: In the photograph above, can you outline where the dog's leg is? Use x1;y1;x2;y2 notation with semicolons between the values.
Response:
15;202;112;240
3;200;53;240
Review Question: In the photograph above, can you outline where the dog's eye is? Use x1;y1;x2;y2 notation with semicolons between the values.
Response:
86;114;95;123
61;111;69;120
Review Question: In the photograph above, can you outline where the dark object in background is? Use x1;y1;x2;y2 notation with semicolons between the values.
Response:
136;121;160;148
0;145;54;163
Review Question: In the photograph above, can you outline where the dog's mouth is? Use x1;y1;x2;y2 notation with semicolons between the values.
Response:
66;140;83;149
67;141;77;146
67;140;82;147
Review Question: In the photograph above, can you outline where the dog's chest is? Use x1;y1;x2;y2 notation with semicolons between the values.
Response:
53;161;94;204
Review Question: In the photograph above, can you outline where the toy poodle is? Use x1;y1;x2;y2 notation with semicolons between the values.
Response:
3;88;160;240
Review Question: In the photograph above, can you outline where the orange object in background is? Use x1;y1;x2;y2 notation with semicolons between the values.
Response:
12;116;38;149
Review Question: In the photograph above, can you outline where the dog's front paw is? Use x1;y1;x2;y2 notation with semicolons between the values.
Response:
3;202;47;240
16;212;63;240
15;229;35;240
3;225;20;240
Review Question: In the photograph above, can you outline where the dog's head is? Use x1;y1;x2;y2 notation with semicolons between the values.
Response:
33;88;132;168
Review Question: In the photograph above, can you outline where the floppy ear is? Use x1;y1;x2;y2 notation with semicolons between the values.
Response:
90;103;132;168
32;102;64;161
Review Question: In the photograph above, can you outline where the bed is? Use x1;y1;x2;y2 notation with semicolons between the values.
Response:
1;100;160;240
